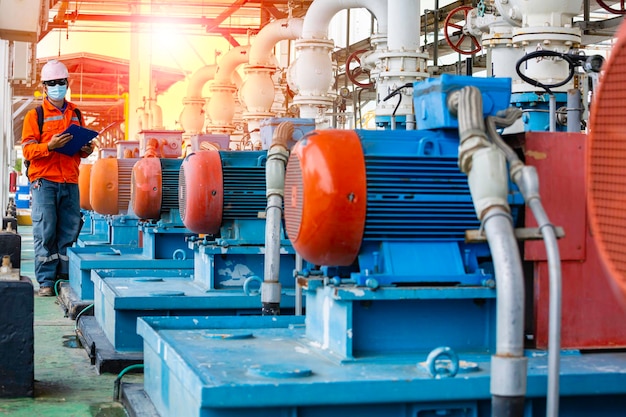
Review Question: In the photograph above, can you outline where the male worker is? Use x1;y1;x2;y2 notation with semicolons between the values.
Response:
21;59;95;296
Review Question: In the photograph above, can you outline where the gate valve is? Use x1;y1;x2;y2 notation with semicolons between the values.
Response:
444;5;482;55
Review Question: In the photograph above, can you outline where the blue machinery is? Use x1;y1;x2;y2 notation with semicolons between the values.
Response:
86;149;299;359
62;157;194;321
126;75;626;417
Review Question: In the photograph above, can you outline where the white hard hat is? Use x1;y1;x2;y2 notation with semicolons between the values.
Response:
41;60;69;82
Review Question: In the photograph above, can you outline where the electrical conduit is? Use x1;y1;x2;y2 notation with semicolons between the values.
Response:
453;86;527;417
486;109;563;417
261;121;293;315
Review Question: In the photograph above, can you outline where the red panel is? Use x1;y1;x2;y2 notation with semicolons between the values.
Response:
524;132;586;261
528;132;626;348
534;237;626;349
284;130;367;266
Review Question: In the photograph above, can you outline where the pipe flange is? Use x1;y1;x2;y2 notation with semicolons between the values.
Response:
242;112;275;120
295;38;334;48
513;27;581;48
292;95;335;107
243;64;277;74
482;33;514;49
182;97;206;106
208;83;237;94
376;51;429;61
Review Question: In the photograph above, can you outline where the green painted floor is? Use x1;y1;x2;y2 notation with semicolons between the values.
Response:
0;225;142;417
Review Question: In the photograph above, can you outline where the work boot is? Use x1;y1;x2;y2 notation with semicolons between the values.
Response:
38;286;54;297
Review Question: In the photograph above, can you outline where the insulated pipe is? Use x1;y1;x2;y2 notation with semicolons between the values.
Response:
301;0;387;39
502;0;583;94
374;0;428;122
293;0;387;122
262;121;293;315
207;45;250;134
387;0;418;52
179;65;217;135
249;18;304;66
149;99;163;130
240;18;303;146
214;45;250;84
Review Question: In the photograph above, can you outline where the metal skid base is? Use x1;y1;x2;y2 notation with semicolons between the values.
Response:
57;282;95;320
135;315;626;417
67;245;194;301
120;383;161;417
76;316;143;374
91;270;299;353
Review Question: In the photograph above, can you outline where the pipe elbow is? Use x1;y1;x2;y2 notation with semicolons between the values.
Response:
214;45;250;84
249;18;303;65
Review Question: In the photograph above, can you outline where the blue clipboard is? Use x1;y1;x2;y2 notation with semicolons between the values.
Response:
53;124;98;156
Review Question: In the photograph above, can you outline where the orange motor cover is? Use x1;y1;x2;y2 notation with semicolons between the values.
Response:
179;151;224;234
284;130;367;266
89;158;119;215
131;157;162;220
78;163;93;210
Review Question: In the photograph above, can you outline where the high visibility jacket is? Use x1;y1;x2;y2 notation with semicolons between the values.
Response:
21;98;88;184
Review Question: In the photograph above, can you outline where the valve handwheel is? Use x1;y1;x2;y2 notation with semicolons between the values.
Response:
596;0;626;15
346;49;374;89
444;5;482;55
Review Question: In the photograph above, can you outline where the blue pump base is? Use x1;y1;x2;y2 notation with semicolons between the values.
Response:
90;242;299;352
136;314;626;417
66;245;194;300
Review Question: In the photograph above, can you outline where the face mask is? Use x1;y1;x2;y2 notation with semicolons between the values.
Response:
46;85;67;101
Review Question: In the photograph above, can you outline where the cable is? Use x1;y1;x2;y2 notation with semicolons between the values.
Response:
74;303;94;331
54;279;69;297
383;82;414;122
515;50;576;94
113;363;145;401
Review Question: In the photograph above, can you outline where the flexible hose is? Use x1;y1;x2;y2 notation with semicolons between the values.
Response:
456;87;526;417
528;197;562;417
74;303;94;331
486;109;562;417
54;279;69;297
113;363;145;401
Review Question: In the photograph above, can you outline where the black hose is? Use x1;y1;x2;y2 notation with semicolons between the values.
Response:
515;50;576;94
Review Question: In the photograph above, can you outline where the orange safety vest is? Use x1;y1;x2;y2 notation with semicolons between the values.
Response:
21;98;87;184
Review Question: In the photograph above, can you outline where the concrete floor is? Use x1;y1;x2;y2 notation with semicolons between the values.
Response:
0;225;142;417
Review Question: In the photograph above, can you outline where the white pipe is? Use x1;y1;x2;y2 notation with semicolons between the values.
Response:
214;45;250;84
149;99;163;130
208;46;250;133
387;0;419;52
250;18;303;66
301;0;387;39
186;65;217;98
240;19;303;125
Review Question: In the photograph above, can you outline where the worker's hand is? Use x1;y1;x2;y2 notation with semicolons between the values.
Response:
81;142;94;155
47;133;73;151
